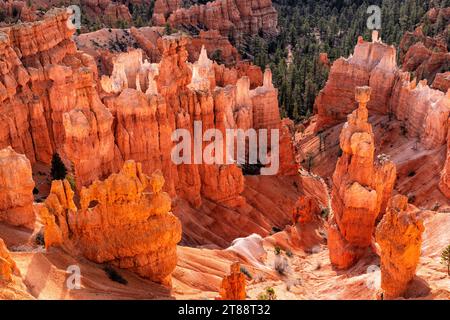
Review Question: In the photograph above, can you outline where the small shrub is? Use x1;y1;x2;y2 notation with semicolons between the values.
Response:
103;265;128;285
286;250;293;258
240;267;252;280
274;255;289;275
274;246;282;255
164;23;172;35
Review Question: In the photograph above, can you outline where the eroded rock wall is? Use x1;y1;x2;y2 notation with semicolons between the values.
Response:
158;0;278;41
328;86;396;269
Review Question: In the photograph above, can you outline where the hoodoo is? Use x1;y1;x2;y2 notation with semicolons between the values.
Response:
40;160;182;285
328;86;396;269
376;195;424;300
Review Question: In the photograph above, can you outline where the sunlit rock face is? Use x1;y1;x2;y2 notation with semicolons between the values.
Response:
315;32;398;128
315;31;450;163
0;9;121;190
0;147;35;229
154;0;278;41
152;0;183;25
189;46;215;92
376;195;424;300
0;238;17;283
101;33;297;209
40;160;182;286
328;86;396;270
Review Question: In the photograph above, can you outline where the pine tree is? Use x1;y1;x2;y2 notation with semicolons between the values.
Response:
442;244;450;276
50;153;68;181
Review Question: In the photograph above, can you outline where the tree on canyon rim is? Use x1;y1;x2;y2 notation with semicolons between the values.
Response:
50;153;68;181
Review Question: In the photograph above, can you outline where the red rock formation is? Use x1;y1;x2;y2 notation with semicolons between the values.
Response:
440;117;450;198
161;0;278;40
402;41;449;85
0;147;35;229
218;262;246;300
187;30;240;66
278;118;299;176
390;73;450;150
315;30;450;155
41;160;182;285
432;72;450;92
376;195;424;300
152;0;182;25
0;7;296;247
399;8;449;86
0;238;18;282
328;86;396;269
0;1;37;23
0;236;37;299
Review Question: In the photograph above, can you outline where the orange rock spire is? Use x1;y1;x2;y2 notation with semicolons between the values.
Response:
328;86;397;269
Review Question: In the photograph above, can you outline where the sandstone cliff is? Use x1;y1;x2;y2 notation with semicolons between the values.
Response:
0;9;122;190
328;86;396;269
376;195;424;300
